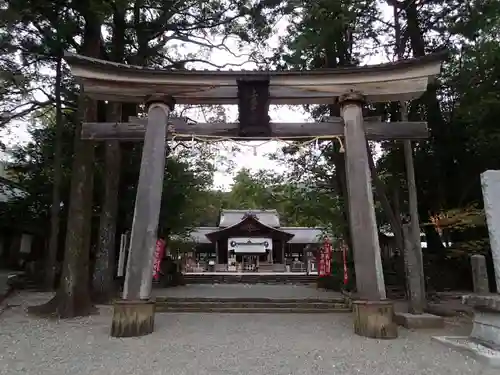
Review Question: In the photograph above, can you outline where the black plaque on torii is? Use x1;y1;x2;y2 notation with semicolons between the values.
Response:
237;79;271;137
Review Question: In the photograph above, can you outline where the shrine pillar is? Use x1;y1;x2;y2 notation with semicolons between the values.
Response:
340;92;386;300
339;91;396;338
111;94;174;338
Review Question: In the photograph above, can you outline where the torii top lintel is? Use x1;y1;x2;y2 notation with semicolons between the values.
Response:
63;50;446;105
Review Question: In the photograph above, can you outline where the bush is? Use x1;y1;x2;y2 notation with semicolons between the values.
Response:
317;274;343;291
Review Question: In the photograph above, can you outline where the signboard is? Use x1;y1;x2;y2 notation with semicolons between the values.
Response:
228;237;271;254
152;238;166;280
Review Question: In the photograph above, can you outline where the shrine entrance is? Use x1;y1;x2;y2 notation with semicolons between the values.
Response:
64;51;446;339
241;255;258;272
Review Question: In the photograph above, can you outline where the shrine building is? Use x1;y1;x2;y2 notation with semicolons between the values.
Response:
184;209;323;273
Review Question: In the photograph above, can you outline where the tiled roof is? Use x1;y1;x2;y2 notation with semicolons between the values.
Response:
185;227;218;244
185;226;324;245
219;209;280;228
281;227;324;244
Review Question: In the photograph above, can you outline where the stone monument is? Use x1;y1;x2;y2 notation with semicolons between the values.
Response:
433;170;500;367
471;254;490;294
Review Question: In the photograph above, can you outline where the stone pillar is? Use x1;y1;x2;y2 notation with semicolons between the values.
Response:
395;225;444;328
471;254;490;294
402;223;425;313
111;95;174;338
215;241;219;264
481;170;500;292
339;91;385;301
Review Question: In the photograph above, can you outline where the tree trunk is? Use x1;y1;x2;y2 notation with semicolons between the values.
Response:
366;143;404;252
29;15;101;318
91;5;127;303
327;104;353;250
405;0;447;253
45;51;63;290
92;105;122;303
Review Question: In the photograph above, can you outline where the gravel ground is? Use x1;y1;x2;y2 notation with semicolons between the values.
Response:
0;292;496;375
152;284;342;299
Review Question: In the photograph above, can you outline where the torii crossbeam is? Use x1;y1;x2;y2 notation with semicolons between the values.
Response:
81;116;429;141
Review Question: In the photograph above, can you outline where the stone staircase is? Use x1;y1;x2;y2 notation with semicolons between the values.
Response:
183;273;317;284
155;296;351;313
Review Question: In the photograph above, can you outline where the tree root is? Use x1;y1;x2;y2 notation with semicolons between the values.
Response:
27;293;97;319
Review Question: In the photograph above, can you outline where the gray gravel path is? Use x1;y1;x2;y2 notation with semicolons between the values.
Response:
0;292;496;375
153;284;342;299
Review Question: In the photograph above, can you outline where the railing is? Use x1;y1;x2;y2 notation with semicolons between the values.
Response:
184;261;315;274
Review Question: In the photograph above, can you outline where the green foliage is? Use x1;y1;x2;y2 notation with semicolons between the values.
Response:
376;0;500;254
222;167;343;232
273;0;380;70
2;110;220;243
0;109;75;230
0;0;289;239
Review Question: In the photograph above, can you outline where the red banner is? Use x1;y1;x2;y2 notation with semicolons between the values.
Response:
152;238;166;280
318;237;332;277
318;251;325;277
342;242;349;285
323;238;332;276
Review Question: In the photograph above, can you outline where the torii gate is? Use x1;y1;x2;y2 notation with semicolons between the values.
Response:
64;51;445;338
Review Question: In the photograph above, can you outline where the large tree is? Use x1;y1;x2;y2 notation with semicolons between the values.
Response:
1;0;287;313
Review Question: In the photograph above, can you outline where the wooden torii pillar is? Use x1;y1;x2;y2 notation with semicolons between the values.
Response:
339;91;398;339
340;91;386;301
63;51;446;339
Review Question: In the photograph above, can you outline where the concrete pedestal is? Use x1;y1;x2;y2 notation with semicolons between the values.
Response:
394;312;444;329
464;294;500;349
110;299;156;338
433;294;500;368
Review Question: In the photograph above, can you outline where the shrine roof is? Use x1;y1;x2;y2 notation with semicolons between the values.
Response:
205;213;294;243
281;227;324;244
64;50;447;105
219;209;280;228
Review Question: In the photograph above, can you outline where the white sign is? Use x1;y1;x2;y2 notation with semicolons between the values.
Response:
228;237;272;254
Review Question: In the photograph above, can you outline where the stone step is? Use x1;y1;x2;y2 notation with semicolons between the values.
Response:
156;306;351;313
182;276;316;278
156;297;346;303
156;302;349;310
155;296;350;313
182;275;318;285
